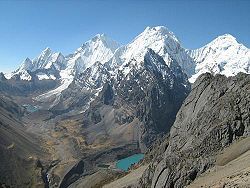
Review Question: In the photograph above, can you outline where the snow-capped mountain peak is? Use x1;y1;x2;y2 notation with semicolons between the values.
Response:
111;26;195;77
10;47;67;81
33;47;58;70
120;26;181;63
35;34;120;103
198;34;242;55
75;33;119;53
141;26;179;43
18;58;33;72
40;47;52;56
65;33;120;77
210;33;238;45
91;33;119;51
187;34;250;82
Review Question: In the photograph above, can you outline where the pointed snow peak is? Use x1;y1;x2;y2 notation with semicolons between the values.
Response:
139;26;179;43
42;47;52;54
18;57;33;71
38;47;53;60
66;34;120;75
218;33;236;40
44;47;51;51
188;33;250;83
113;26;184;67
88;33;109;45
77;33;120;53
90;33;120;51
144;26;170;33
205;34;239;49
24;57;32;63
127;25;181;55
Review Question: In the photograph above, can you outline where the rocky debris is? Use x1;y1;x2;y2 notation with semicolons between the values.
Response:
137;73;250;188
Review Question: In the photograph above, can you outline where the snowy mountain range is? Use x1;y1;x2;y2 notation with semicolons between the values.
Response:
5;26;250;101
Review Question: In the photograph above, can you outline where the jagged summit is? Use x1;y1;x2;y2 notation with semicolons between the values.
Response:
10;47;67;80
35;34;120;102
41;47;52;54
91;33;111;40
10;33;120;83
18;58;32;71
61;33;120;81
76;33;120;53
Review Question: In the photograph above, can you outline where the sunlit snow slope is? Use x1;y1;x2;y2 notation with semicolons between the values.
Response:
187;34;250;82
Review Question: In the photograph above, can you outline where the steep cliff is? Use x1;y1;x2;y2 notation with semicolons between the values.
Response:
138;73;250;187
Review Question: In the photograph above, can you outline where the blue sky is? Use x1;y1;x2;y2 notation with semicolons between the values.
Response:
0;0;249;72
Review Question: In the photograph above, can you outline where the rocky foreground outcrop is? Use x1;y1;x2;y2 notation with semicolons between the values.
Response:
138;73;250;187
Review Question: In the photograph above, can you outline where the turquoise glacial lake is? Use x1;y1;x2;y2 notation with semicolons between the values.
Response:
116;153;144;171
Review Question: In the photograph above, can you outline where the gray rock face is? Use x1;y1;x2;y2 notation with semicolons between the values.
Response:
139;73;250;188
100;82;114;105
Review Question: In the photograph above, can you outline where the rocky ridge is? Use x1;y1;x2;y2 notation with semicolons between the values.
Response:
137;73;250;188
